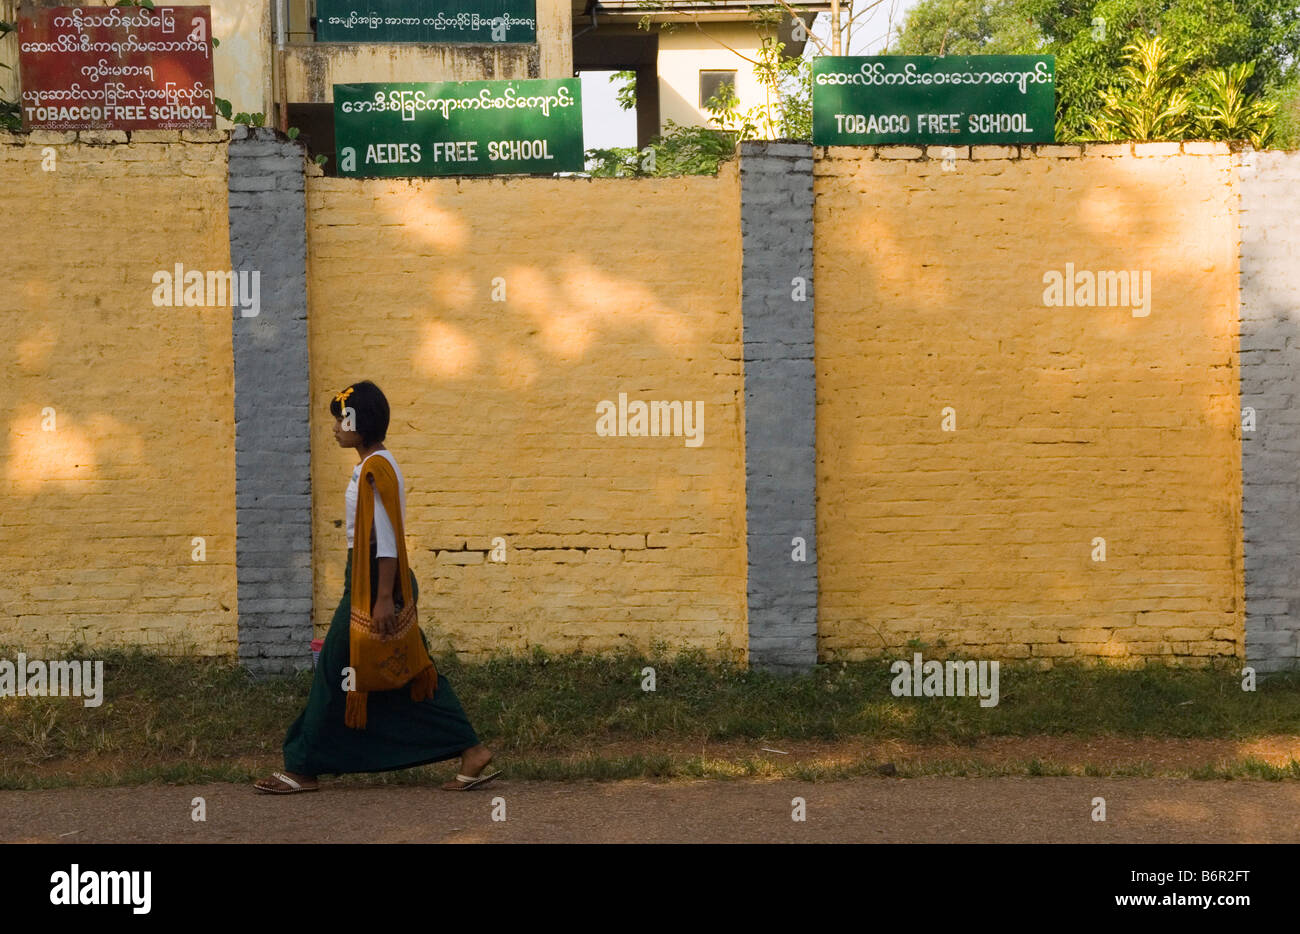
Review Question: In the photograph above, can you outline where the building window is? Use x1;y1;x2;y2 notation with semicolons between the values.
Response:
699;70;737;108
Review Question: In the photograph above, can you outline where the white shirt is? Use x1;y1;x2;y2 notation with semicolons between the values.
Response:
345;450;406;558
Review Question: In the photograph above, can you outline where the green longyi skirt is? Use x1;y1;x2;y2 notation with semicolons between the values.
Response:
283;548;480;776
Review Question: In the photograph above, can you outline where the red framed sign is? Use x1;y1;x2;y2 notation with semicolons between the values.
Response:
18;5;216;131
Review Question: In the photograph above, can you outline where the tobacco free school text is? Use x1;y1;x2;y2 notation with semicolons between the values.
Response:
832;112;1035;134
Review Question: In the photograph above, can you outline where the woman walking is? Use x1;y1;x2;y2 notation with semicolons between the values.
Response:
255;380;498;794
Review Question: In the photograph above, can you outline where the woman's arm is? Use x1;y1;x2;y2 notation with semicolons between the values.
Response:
373;557;398;634
367;475;401;633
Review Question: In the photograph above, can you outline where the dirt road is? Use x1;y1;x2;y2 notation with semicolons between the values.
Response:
4;776;1299;843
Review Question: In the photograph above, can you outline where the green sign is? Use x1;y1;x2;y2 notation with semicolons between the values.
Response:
333;79;583;177
316;0;536;43
812;55;1055;145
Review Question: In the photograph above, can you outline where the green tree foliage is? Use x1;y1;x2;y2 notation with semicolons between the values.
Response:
1268;80;1300;148
889;0;1042;55
611;69;638;112
586;121;740;177
891;0;1300;144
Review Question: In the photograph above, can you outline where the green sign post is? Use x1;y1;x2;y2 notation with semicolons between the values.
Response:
333;79;584;178
316;0;536;43
812;55;1055;146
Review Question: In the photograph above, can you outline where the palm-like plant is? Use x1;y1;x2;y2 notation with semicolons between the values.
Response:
1194;62;1277;148
1088;35;1194;141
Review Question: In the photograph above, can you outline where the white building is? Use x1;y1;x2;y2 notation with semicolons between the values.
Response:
574;0;836;146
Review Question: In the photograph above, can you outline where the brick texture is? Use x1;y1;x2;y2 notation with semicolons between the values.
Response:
1239;149;1300;672
304;168;748;660
229;128;314;675
814;149;1243;665
740;141;817;673
0;132;237;653
1;135;1266;670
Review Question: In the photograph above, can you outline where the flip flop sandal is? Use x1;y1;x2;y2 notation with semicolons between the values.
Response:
445;769;501;791
253;771;319;795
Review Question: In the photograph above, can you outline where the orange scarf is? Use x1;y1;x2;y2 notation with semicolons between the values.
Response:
345;453;437;729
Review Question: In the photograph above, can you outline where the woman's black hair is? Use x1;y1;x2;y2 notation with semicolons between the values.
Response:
329;380;390;447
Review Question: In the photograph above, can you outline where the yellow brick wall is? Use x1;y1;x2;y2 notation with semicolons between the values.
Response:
305;166;747;659
814;145;1243;666
0;131;238;654
0;137;1249;666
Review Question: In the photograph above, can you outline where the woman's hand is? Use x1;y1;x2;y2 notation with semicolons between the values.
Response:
372;593;397;636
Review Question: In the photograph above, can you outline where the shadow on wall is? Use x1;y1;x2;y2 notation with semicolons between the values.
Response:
0;139;1265;668
0;139;238;653
304;168;748;660
813;145;1244;666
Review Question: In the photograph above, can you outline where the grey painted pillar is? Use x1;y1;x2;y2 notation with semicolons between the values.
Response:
229;126;314;675
1240;149;1300;674
740;141;818;673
